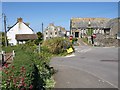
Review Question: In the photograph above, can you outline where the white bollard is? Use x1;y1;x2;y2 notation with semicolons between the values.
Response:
13;50;15;57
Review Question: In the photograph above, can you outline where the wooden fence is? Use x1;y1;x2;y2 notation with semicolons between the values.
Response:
1;50;15;66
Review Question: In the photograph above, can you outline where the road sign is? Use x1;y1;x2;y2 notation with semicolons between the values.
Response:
70;40;72;42
93;34;96;38
69;35;73;40
67;48;73;53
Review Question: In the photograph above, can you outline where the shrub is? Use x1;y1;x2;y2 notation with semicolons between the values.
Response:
2;46;35;89
72;38;78;42
2;64;35;90
2;45;55;89
42;37;72;54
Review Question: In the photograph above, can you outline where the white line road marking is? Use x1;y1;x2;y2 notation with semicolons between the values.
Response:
102;46;116;48
65;53;75;57
66;82;70;84
75;48;78;50
103;47;111;48
84;48;92;52
77;48;92;53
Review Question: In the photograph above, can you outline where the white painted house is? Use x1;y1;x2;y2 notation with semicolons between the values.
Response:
7;18;37;45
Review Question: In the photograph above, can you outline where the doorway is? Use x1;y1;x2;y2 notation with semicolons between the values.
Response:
75;32;79;38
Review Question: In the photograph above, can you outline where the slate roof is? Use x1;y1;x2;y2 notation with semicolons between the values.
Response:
7;21;34;32
71;18;110;29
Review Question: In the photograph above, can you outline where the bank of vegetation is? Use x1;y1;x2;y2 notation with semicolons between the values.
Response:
2;37;73;89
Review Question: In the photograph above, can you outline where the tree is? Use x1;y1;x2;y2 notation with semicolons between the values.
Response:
34;32;43;45
37;32;43;40
87;28;93;36
1;32;7;46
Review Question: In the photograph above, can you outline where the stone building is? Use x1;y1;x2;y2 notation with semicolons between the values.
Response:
70;18;110;38
44;23;66;40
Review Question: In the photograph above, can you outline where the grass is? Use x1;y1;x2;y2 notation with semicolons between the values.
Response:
2;45;55;89
81;37;92;46
81;37;88;44
2;37;74;89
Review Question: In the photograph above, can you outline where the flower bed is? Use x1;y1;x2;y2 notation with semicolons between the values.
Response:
2;46;36;89
2;45;55;89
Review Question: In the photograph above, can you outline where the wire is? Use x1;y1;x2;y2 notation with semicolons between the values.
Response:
6;17;9;27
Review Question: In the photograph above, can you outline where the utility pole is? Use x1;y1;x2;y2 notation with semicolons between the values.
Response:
42;22;43;39
70;19;72;35
3;14;8;47
42;22;43;34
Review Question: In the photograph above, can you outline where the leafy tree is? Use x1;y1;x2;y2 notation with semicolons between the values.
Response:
34;32;43;45
1;32;5;46
37;32;43;40
1;32;8;46
87;28;93;36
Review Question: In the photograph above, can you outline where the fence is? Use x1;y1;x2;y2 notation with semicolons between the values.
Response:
1;50;15;66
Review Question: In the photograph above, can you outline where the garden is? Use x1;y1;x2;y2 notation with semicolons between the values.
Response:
1;37;74;90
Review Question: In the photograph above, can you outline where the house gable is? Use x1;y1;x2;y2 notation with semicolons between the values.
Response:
8;22;34;32
7;18;35;45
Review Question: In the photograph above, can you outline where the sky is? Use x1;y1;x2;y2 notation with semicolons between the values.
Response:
2;2;118;32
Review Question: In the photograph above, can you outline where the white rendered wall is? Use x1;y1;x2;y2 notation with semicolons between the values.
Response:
7;22;34;45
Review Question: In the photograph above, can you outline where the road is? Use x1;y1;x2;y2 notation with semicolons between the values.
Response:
50;46;118;88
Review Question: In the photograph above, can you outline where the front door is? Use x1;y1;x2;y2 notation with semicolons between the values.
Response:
75;32;79;38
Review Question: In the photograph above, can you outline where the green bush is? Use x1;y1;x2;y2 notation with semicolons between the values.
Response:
72;38;78;42
2;46;35;89
42;37;72;54
2;45;55;89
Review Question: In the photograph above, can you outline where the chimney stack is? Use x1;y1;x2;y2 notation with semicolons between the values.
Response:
17;18;23;22
49;23;54;26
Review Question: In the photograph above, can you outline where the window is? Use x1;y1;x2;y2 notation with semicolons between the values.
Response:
10;43;14;46
46;32;47;35
50;32;52;35
55;32;57;35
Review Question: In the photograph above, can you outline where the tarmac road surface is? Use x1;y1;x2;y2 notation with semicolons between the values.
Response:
50;46;118;88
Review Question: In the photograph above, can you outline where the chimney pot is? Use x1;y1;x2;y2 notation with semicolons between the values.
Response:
49;23;54;26
17;18;23;22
